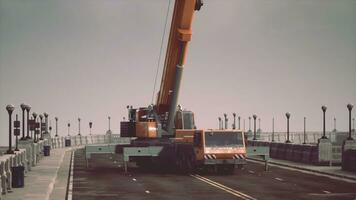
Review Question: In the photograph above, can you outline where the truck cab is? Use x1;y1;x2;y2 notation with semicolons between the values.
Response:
193;129;247;173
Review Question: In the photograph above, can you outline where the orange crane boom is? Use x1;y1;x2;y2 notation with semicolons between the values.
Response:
156;0;203;135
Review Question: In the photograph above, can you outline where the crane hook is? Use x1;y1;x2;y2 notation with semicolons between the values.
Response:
195;0;203;11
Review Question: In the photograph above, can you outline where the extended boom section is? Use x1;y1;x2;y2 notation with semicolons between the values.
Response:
157;0;202;135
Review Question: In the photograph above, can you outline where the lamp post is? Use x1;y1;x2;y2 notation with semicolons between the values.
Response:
347;104;353;140
39;114;44;140
232;113;236;130
32;112;38;143
6;105;15;154
218;117;222;129
78;118;81;136
223;113;228;129
272;117;275;142
238;116;241;130
89;122;93;135
55;117;58;137
25;105;31;139
20;103;27;140
285;112;291;143
108;116;111;131
67;122;70;136
333;117;337;132
44;112;49;135
14;114;20;151
248;117;251;132
253;114;257;140
303;117;306;144
353;118;355;133
321;106;327;139
49;122;52;135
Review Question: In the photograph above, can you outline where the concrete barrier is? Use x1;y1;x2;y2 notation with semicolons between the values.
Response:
285;144;294;161
331;145;342;165
248;138;335;165
269;142;279;158
276;143;288;159
342;148;356;171
291;144;304;162
316;138;332;165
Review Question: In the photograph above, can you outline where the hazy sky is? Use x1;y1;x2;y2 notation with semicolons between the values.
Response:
1;0;355;145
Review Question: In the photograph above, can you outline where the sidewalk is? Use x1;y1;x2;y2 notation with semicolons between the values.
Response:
249;157;356;182
5;148;72;200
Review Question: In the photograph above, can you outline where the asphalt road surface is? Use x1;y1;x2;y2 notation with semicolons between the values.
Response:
72;149;356;200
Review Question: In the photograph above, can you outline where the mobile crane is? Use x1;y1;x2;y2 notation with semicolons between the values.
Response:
118;0;247;174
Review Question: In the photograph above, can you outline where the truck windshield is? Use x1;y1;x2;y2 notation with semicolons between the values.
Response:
204;131;244;147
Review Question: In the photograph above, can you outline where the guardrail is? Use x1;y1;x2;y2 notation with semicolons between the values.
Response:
0;134;123;199
251;131;356;145
0;139;48;198
248;140;334;166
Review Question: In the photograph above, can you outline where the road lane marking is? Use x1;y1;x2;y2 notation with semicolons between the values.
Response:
191;174;257;200
67;150;75;200
248;170;255;174
274;177;283;181
145;190;150;194
323;190;331;194
46;149;66;200
248;158;356;183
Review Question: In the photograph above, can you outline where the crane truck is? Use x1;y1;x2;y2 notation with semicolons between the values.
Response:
116;0;247;174
85;0;247;174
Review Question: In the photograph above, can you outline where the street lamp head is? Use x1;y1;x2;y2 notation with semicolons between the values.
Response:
67;123;70;127
89;122;93;128
218;117;221;121
20;103;26;111
249;116;251;120
253;114;257;119
78;118;81;122
32;112;37;119
108;116;111;120
25;105;31;112
44;112;48;118
223;113;227;118
233;113;236;117
55;117;58;121
286;112;291;119
321;105;327;112
39;114;43;120
6;104;15;114
347;104;353;111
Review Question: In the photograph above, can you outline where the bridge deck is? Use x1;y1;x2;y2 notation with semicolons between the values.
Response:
72;149;356;200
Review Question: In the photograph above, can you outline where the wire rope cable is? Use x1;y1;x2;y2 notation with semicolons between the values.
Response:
151;0;172;104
